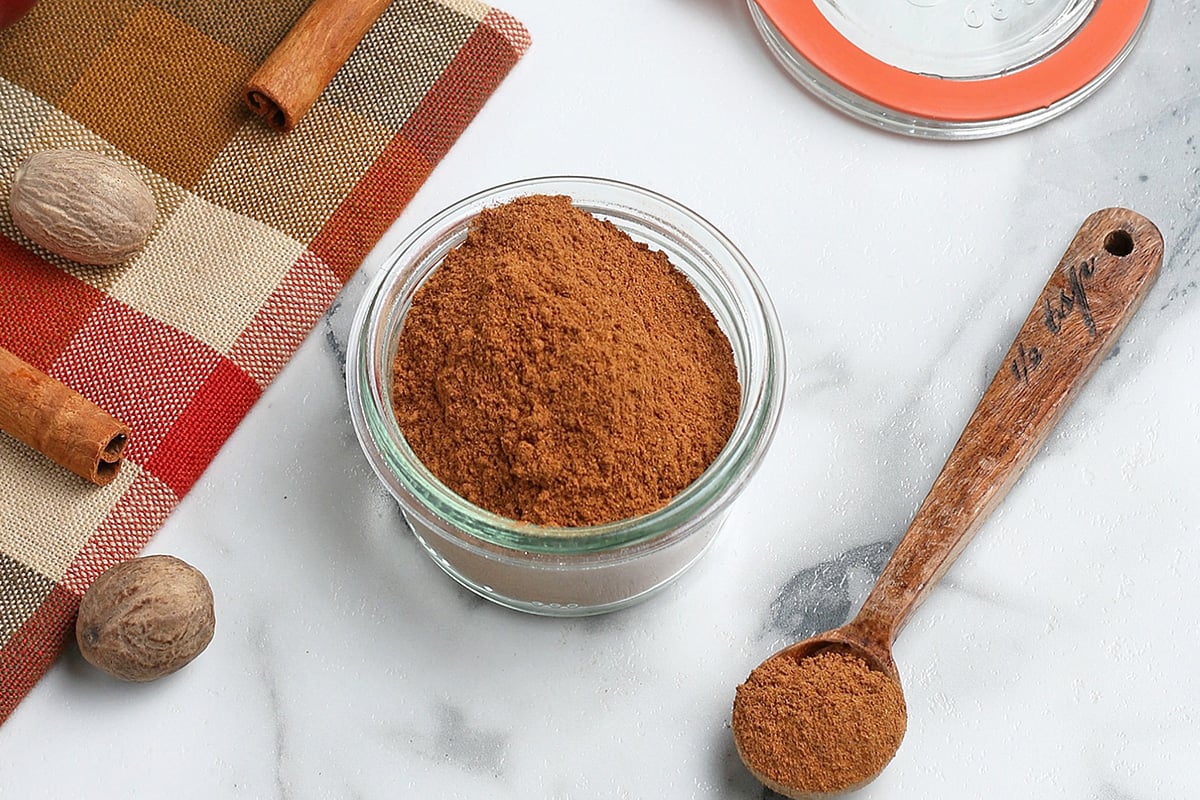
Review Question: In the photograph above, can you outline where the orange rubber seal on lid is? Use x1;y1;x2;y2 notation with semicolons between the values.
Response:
755;0;1150;122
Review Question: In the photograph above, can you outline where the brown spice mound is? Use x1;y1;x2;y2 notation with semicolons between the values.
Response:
391;194;741;527
732;650;907;795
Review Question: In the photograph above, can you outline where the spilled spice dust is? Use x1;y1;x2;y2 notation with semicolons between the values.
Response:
732;650;907;794
391;194;741;527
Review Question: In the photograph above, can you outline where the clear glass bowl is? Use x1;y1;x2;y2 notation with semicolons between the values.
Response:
347;177;786;616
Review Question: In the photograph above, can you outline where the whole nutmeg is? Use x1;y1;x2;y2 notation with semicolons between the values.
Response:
76;555;215;682
8;149;155;266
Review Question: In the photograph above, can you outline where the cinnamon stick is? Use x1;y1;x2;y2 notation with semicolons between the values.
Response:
0;347;129;486
244;0;393;133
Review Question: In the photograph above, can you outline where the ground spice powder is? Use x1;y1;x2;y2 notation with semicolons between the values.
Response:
391;194;741;527
732;650;907;794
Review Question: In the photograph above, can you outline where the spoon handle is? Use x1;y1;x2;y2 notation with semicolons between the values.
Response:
854;208;1163;648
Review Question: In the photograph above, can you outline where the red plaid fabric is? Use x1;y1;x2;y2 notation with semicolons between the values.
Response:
0;0;530;723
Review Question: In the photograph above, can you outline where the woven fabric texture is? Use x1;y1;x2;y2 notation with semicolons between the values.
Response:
0;0;529;723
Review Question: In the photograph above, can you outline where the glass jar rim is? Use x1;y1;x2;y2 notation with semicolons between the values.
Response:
347;176;786;555
749;0;1151;139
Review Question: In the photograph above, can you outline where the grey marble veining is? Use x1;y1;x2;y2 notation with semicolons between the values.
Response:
767;539;892;642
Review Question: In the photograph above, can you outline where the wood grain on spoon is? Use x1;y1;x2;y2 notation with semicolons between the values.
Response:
733;208;1163;798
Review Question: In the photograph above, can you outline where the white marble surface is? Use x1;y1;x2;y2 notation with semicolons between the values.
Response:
4;1;1200;797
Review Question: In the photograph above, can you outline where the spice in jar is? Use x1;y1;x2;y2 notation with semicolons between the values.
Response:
732;649;907;794
391;194;741;527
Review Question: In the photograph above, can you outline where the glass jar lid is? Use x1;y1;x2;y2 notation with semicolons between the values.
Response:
749;0;1152;139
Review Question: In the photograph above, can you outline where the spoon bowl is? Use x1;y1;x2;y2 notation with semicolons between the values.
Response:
732;208;1163;798
733;628;906;798
771;623;899;684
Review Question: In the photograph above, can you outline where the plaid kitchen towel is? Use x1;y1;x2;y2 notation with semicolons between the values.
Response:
0;0;529;722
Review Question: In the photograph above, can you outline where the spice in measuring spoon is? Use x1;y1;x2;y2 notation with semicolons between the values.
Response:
392;194;741;527
733;649;905;795
732;208;1162;797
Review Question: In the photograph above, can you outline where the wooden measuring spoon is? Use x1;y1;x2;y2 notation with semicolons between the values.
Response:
732;208;1163;798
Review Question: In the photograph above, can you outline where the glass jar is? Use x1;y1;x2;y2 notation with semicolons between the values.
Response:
748;0;1152;139
347;176;786;616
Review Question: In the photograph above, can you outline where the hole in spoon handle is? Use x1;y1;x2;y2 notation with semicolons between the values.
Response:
856;208;1164;644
